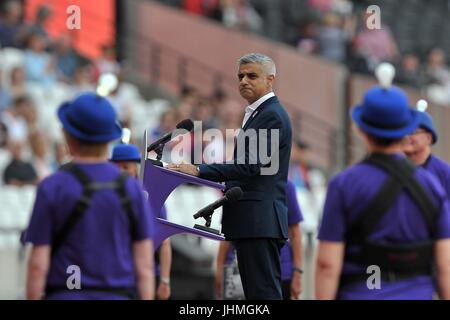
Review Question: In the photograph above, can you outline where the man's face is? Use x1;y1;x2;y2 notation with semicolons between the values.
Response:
238;63;274;104
403;128;432;156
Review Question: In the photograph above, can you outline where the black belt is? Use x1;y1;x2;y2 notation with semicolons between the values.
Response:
340;269;432;287
45;286;137;299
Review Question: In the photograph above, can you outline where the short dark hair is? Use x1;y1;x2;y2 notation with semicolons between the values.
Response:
367;134;403;147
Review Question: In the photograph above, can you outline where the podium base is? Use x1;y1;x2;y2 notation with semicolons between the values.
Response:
193;224;221;235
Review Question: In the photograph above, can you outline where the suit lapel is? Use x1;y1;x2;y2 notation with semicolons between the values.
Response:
242;96;278;131
234;96;278;157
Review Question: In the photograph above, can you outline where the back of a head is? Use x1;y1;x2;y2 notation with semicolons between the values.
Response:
57;92;122;145
352;63;421;144
110;144;141;163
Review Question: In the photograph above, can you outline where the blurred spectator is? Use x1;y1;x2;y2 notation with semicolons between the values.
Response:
152;109;179;141
424;47;450;106
91;44;121;82
29;131;52;181
395;52;423;89
23;32;57;86
9;66;27;98
27;4;51;39
20;4;52;47
13;96;38;131
217;98;242;160
108;74;133;128
424;47;450;87
0;69;12;112
317;12;355;63
307;0;333;13
351;11;399;72
69;64;95;97
0;121;7;147
176;86;199;120
1;97;29;144
182;0;221;19
288;139;326;234
150;109;181;163
194;99;217;130
54;34;80;83
203;0;222;20
208;88;227;117
221;0;263;34
296;19;319;55
3;138;38;186
0;0;23;48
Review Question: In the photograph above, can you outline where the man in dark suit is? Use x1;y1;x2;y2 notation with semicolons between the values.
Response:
169;53;292;299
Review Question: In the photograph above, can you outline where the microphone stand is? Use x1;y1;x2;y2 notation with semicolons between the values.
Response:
146;143;165;167
193;211;221;235
154;144;164;161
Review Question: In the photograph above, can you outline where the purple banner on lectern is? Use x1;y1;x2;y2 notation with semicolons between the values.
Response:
142;160;225;250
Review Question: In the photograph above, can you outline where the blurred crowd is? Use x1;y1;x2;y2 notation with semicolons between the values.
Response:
0;0;326;197
0;0;150;187
174;0;450;107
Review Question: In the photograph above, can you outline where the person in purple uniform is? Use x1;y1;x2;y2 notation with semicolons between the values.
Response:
403;109;450;197
110;143;172;300
24;93;155;300
216;180;303;300
315;67;450;300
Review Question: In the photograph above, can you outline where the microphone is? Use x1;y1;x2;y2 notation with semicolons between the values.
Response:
147;119;194;152
193;187;243;219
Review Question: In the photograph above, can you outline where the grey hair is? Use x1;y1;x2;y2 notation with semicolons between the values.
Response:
238;53;276;76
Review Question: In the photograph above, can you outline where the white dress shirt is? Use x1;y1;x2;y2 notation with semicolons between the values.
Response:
241;92;275;128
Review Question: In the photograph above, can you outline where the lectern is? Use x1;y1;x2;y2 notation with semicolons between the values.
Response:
139;130;225;250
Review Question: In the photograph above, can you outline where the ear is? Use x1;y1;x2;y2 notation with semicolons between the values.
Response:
426;132;433;145
266;74;275;87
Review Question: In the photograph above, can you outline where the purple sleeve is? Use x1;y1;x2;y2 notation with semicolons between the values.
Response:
436;199;450;239
286;180;303;225
130;179;154;241
24;183;54;245
318;176;347;242
427;174;450;239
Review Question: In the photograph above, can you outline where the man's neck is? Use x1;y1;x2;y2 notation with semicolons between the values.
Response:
71;156;108;163
367;143;403;155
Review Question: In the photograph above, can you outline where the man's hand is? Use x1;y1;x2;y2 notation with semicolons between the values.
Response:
215;268;223;299
156;282;171;300
290;271;302;300
167;163;200;177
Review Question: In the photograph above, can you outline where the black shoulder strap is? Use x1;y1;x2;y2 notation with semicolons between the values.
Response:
115;173;139;241
52;163;94;256
52;164;139;257
366;154;438;235
346;176;403;244
346;154;438;244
